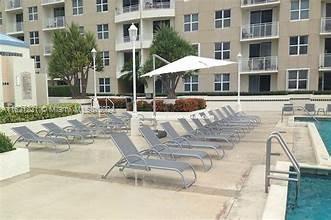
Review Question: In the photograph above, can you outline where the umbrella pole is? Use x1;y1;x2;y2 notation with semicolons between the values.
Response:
153;56;156;119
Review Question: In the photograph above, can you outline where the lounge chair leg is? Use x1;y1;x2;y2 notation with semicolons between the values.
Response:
102;163;119;179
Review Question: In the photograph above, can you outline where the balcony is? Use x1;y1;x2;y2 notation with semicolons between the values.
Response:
41;0;65;6
5;0;22;12
43;16;65;31
241;0;280;8
240;56;278;74
7;22;24;35
44;45;53;56
319;54;331;70
115;35;153;51
115;0;175;23
321;17;331;35
241;22;279;41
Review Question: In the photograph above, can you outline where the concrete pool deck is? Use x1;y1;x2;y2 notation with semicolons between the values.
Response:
0;112;318;220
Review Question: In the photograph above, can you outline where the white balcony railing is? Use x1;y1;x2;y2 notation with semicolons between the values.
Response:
240;56;278;73
241;0;279;7
319;54;331;69
116;4;139;14
241;22;279;40
143;0;171;10
8;22;23;33
6;0;21;10
44;45;53;56
42;0;64;5
321;17;331;34
44;16;65;29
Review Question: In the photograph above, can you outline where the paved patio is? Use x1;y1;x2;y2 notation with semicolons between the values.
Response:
0;112;317;220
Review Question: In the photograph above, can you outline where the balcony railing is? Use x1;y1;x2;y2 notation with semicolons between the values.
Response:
321;17;331;34
8;22;23;33
240;56;278;73
143;0;171;10
116;4;139;14
44;16;65;29
42;0;64;5
241;22;279;40
6;0;21;10
241;0;279;7
319;54;331;69
44;45;53;56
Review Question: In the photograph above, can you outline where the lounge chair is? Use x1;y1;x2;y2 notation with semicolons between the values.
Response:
87;117;115;132
102;132;197;188
108;114;130;133
68;119;110;136
221;107;258;126
215;109;255;129
304;103;316;115
160;122;225;159
12;126;70;153
139;126;212;171
226;105;261;123
178;118;238;145
42;122;94;144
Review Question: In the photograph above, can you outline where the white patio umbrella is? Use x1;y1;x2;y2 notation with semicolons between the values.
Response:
141;55;235;77
141;55;235;119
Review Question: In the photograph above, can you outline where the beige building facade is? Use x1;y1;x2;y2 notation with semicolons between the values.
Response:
1;0;331;95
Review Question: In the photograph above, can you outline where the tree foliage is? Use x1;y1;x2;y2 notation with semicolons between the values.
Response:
142;26;197;98
48;23;103;98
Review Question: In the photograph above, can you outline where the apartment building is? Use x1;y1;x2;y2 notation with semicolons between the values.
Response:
1;0;330;95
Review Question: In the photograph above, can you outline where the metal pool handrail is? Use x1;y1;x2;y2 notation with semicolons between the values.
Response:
265;131;301;202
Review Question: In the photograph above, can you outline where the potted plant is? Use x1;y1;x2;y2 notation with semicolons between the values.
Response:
0;133;30;180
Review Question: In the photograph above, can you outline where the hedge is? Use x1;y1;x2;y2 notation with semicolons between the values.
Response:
0;133;15;153
98;98;127;109
48;86;72;97
0;103;81;124
127;98;206;112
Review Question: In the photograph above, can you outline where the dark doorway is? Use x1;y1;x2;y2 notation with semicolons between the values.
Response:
249;75;271;92
324;72;331;90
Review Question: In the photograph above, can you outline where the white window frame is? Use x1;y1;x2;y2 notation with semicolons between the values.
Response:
192;43;200;56
290;0;309;21
215;42;230;60
29;31;39;45
73;0;84;15
184;13;199;32
289;35;308;55
31;55;41;69
286;68;309;90
214;73;230;92
99;77;111;93
28;6;38;21
184;75;199;92
96;0;108;12
97;24;109;39
101;51;110;66
215;9;231;29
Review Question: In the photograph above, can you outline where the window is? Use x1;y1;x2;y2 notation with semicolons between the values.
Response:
79;26;85;35
290;0;309;20
215;9;231;29
184;13;199;32
287;69;308;90
99;78;110;93
0;12;2;25
101;51;110;66
29;31;39;45
96;0;108;12
214;74;230;91
28;6;38;21
215;42;230;60
289;35;308;55
31;56;41;69
184;75;199;92
73;0;83;15
97;24;109;39
192;43;200;56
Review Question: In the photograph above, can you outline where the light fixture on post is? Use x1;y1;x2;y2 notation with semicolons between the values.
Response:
237;53;242;112
91;48;99;116
128;23;139;136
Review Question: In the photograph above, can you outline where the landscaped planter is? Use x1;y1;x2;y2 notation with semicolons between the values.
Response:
0;148;30;181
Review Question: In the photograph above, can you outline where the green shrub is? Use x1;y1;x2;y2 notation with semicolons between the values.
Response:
48;86;74;97
0;104;81;124
0;133;15;153
98;98;127;109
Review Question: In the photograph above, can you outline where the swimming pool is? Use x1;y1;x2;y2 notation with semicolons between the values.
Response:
286;168;331;220
294;117;331;154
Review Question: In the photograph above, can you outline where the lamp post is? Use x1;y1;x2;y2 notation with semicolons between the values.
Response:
237;53;242;112
91;48;99;115
129;23;139;136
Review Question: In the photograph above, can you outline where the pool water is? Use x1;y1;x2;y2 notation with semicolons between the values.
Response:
294;117;331;154
286;170;331;220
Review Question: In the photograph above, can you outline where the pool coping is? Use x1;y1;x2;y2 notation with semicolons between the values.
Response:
262;162;331;220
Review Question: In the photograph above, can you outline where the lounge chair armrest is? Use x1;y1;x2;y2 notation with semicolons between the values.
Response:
36;130;50;137
63;126;74;132
164;140;183;149
126;154;150;171
141;149;162;159
173;137;192;148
